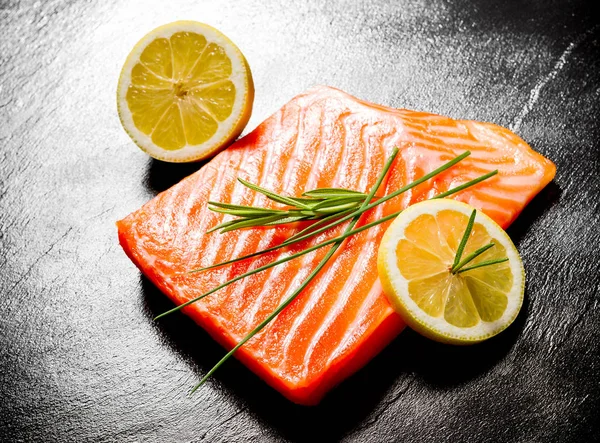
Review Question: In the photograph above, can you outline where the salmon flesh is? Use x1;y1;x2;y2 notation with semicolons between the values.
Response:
117;86;556;405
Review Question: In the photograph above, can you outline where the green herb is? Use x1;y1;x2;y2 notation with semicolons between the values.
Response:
450;209;509;274
452;209;477;270
153;149;500;391
207;180;368;234
189;146;400;393
195;153;497;274
456;258;509;274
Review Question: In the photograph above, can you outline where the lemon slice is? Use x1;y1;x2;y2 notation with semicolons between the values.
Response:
117;21;254;162
377;199;525;344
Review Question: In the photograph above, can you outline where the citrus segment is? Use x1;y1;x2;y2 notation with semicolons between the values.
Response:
396;239;448;279
190;80;236;121
131;63;171;89
407;272;451;317
151;104;185;150
404;214;454;260
179;99;218;145
444;276;480;328
189;43;232;85
170;32;207;79
125;87;172;134
139;38;172;79
463;276;508;322
378;199;525;344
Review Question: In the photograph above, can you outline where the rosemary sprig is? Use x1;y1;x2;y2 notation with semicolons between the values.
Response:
449;209;509;274
206;150;491;236
188;146;400;393
207;180;369;234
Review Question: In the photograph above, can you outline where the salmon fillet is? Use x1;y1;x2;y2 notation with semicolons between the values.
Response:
117;85;555;405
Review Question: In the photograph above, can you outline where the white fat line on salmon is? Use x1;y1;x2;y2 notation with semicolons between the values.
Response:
511;24;599;133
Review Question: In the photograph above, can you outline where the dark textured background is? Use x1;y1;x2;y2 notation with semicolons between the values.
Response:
1;1;599;442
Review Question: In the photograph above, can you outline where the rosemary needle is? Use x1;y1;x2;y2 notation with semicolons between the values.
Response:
206;151;474;236
457;258;509;273
452;209;477;270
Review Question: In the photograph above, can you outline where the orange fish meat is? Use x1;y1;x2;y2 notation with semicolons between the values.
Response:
117;86;555;405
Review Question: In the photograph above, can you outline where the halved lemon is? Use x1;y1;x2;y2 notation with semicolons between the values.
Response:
377;199;525;344
117;21;254;162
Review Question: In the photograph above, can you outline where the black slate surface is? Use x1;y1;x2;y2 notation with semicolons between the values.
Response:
1;1;599;442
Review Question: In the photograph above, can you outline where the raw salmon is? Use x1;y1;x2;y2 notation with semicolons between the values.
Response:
117;86;555;405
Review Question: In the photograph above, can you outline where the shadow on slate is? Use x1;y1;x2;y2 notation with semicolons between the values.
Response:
143;129;262;195
144;158;206;195
505;181;562;247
